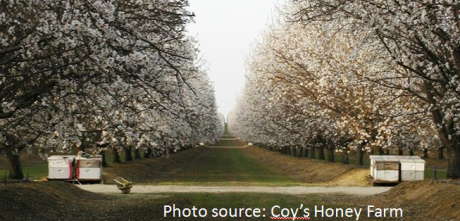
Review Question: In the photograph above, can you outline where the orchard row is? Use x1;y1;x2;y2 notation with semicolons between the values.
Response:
229;1;460;178
0;0;223;179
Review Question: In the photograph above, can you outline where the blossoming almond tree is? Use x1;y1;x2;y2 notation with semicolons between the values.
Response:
0;0;222;179
290;0;460;178
230;2;432;168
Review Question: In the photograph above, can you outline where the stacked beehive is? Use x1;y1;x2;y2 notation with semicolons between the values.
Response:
77;157;103;181
47;155;76;180
47;155;102;181
370;156;400;183
399;157;425;181
369;155;425;184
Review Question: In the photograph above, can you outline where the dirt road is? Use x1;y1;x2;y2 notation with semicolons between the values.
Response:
78;185;391;195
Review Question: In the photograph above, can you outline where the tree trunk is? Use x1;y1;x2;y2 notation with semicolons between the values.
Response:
6;148;23;179
318;146;325;160
125;147;133;162
398;147;403;155
341;150;349;164
438;146;444;159
422;148;428;158
79;134;86;152
134;148;142;159
425;81;460;178
166;147;170;155
101;150;108;167
327;147;335;162
78;144;85;152
144;148;152;159
309;147;316;159
446;141;460;179
290;146;295;157
357;145;364;166
385;148;390;155
409;148;414;156
301;147;308;158
113;149;121;163
286;146;290;155
378;147;384;155
296;147;302;157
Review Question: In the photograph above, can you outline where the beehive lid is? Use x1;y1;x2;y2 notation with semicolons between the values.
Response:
77;157;102;160
370;155;397;159
370;155;425;161
399;158;425;162
48;155;75;160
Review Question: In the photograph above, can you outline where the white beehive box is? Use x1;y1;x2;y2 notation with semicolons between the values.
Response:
369;155;398;179
399;158;425;171
371;160;400;183
401;171;424;181
48;155;75;180
373;169;400;182
369;155;425;183
77;158;102;180
400;157;425;181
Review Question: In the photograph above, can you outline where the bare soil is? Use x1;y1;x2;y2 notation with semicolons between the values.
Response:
372;180;460;220
2;180;460;220
0;182;173;221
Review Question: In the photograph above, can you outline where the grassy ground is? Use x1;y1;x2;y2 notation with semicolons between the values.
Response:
424;168;447;180
212;139;247;146
0;166;48;181
0;154;49;181
156;148;301;186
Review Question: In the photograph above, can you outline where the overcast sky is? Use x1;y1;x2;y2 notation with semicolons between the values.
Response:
187;0;284;118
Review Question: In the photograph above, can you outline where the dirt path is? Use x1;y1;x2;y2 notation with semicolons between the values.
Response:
78;185;391;195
